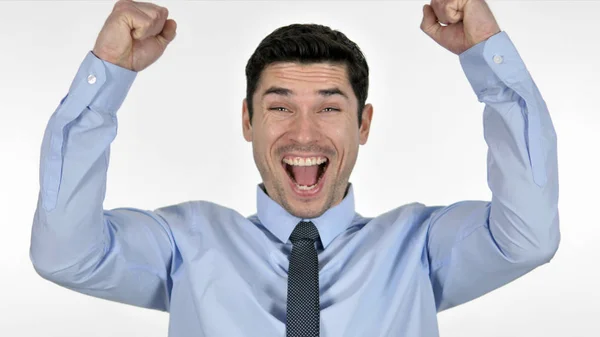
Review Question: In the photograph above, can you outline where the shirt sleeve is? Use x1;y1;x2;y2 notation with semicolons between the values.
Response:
425;31;560;312
30;51;176;312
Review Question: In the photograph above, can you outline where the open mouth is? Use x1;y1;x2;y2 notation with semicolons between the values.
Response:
282;156;329;191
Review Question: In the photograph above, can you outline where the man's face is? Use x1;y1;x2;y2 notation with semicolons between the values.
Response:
243;62;373;219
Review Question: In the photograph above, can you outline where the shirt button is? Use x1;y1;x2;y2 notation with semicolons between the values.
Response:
493;55;503;64
87;74;97;84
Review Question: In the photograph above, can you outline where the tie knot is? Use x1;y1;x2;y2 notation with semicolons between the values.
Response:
289;221;320;244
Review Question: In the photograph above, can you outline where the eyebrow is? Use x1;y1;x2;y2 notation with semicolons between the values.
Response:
262;86;349;100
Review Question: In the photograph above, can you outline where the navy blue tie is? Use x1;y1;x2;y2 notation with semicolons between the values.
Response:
286;221;320;337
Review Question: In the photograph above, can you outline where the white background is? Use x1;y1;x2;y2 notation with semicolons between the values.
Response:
1;0;598;336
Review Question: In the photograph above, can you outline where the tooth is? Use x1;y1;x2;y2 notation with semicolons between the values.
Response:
296;182;317;190
284;156;329;166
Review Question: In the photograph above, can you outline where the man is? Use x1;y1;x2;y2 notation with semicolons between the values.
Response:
30;0;559;336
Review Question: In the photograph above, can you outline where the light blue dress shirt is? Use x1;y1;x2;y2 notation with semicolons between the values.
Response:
30;31;560;337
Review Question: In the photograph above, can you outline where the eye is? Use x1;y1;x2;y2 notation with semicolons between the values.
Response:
322;107;340;112
269;107;290;112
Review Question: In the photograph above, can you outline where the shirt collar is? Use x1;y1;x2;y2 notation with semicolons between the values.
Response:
256;183;356;249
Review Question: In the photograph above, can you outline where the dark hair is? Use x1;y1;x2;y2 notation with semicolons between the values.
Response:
245;23;369;126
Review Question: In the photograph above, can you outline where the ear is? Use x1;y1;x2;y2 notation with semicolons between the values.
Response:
242;98;253;142
359;103;373;145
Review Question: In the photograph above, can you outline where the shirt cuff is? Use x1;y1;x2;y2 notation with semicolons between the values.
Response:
459;31;530;100
66;51;137;117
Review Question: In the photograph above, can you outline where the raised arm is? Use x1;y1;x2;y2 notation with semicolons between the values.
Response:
29;0;179;311
419;0;560;311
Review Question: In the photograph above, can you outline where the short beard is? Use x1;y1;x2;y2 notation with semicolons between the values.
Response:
270;176;347;219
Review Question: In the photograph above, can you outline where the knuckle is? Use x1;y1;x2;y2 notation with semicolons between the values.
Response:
140;19;152;29
147;10;159;21
147;5;167;21
113;0;129;12
113;2;135;20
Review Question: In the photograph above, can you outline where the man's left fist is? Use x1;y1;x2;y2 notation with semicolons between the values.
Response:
420;0;501;55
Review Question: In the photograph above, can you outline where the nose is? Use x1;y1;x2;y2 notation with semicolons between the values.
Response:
289;111;321;145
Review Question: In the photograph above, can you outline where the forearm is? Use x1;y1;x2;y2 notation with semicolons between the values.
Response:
30;52;175;310
425;32;560;311
460;31;560;262
30;51;136;277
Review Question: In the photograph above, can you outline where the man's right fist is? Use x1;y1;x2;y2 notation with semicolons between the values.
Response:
92;0;177;71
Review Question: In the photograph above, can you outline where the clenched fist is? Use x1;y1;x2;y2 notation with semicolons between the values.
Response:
92;0;177;71
420;0;500;55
